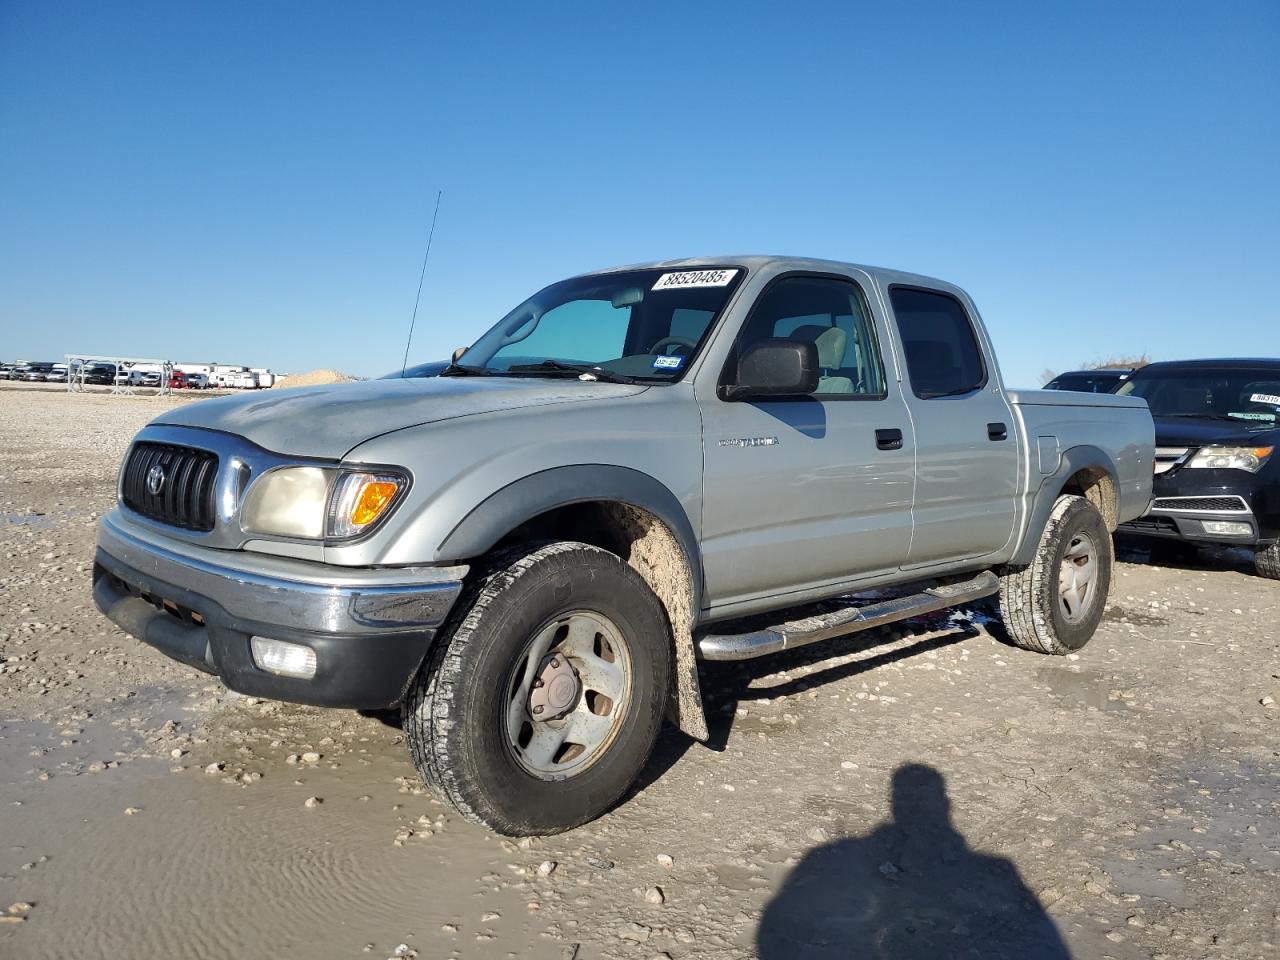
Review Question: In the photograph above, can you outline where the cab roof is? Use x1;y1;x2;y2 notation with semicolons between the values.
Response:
574;255;966;297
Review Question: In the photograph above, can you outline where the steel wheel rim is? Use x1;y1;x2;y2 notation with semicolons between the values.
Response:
1058;531;1098;624
503;610;633;780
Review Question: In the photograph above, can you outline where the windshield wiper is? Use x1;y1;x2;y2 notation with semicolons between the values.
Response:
1159;413;1239;421
439;363;491;377
506;360;636;384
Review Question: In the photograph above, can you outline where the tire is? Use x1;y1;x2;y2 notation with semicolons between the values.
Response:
403;541;672;835
998;495;1112;655
1257;542;1280;580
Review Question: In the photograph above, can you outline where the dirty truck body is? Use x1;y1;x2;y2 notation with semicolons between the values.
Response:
94;256;1154;834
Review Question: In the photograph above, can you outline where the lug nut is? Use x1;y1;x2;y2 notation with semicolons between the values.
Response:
532;705;544;715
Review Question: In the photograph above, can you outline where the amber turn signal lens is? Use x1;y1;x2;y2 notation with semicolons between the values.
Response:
351;481;399;526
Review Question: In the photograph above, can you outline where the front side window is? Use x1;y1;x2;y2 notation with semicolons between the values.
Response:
457;267;743;383
729;276;886;397
890;287;986;399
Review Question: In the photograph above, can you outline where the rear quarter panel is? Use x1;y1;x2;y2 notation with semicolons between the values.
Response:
1008;390;1154;543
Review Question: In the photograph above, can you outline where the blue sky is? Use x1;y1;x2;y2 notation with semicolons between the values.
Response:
1;1;1276;384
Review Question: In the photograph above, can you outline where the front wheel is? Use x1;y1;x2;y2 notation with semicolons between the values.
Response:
1257;541;1280;580
403;541;672;835
998;495;1112;655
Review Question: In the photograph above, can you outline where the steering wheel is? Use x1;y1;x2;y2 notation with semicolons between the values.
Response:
649;336;698;356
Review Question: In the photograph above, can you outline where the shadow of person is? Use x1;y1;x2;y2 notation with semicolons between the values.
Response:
757;764;1070;960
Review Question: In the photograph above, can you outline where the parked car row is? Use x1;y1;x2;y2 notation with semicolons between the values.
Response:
0;362;222;388
1;361;61;381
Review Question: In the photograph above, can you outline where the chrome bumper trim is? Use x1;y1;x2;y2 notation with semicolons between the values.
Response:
97;509;467;633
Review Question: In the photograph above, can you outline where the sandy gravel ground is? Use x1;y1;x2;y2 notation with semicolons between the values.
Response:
1;384;1277;960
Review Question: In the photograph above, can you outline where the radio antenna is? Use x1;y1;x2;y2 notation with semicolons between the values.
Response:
400;189;443;377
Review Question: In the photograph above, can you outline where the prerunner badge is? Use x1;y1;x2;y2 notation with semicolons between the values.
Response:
652;269;738;291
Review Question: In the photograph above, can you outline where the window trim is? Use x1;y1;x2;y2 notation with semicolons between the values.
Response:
887;283;989;400
717;271;889;403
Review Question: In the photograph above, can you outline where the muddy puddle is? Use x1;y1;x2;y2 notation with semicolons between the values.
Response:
0;508;95;530
1104;760;1280;909
1036;666;1131;712
0;691;561;960
0;512;57;529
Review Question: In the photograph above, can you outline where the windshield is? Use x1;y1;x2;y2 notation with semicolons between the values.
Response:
456;267;744;382
1116;367;1280;423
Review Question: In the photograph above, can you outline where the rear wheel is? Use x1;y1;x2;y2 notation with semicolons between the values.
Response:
998;495;1112;655
1257;541;1280;580
403;541;671;835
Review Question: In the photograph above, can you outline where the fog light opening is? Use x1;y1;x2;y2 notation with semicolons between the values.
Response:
1202;520;1253;537
250;636;318;679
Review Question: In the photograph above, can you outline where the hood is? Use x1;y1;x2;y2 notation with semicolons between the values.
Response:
1153;415;1280;448
152;376;648;459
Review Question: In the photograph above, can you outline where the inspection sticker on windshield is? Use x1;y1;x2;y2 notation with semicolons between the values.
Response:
1250;392;1280;406
652;355;684;370
652;269;737;291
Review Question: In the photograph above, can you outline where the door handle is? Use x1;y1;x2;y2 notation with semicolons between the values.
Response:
875;428;904;451
987;422;1008;441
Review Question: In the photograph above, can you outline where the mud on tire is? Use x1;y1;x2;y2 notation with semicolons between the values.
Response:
1257;541;1280;580
998;495;1112;655
403;541;672;836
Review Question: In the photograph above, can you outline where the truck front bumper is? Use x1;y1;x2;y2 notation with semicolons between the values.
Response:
93;509;468;709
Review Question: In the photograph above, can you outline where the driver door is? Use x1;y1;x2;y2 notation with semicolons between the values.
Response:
698;274;916;609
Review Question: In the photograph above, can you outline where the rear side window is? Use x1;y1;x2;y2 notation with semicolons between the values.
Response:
890;287;986;399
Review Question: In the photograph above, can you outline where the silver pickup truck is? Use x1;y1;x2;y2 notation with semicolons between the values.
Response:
93;256;1154;834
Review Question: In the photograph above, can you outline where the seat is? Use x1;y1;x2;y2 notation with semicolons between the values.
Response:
791;325;853;394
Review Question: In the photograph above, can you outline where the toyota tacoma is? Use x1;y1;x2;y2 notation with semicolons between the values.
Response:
93;256;1154;834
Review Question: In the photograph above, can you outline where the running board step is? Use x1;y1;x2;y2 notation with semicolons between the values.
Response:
696;570;1000;662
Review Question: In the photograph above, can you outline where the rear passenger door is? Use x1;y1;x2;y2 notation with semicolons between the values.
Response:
887;286;1019;566
699;274;916;607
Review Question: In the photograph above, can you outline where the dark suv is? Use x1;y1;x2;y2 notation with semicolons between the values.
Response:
1044;368;1132;393
1115;358;1279;578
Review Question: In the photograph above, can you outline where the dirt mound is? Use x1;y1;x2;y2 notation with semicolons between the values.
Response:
271;368;354;389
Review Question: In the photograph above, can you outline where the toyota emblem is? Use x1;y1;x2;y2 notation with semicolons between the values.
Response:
146;463;166;496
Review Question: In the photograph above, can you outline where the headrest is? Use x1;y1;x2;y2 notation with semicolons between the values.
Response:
790;325;848;369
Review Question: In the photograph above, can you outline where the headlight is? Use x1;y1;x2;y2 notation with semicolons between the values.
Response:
241;466;408;539
242;467;330;537
1185;445;1273;473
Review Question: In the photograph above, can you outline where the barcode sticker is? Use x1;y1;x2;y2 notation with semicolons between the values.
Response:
652;269;737;291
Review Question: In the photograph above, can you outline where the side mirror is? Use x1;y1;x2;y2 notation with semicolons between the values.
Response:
722;339;819;401
451;346;467;362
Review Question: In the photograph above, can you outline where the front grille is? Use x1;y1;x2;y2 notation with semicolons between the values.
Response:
1151;496;1249;513
1122;515;1179;533
121;442;219;531
1153;446;1192;475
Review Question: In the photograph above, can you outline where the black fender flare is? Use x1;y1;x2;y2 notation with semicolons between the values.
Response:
1011;444;1120;566
437;464;704;616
